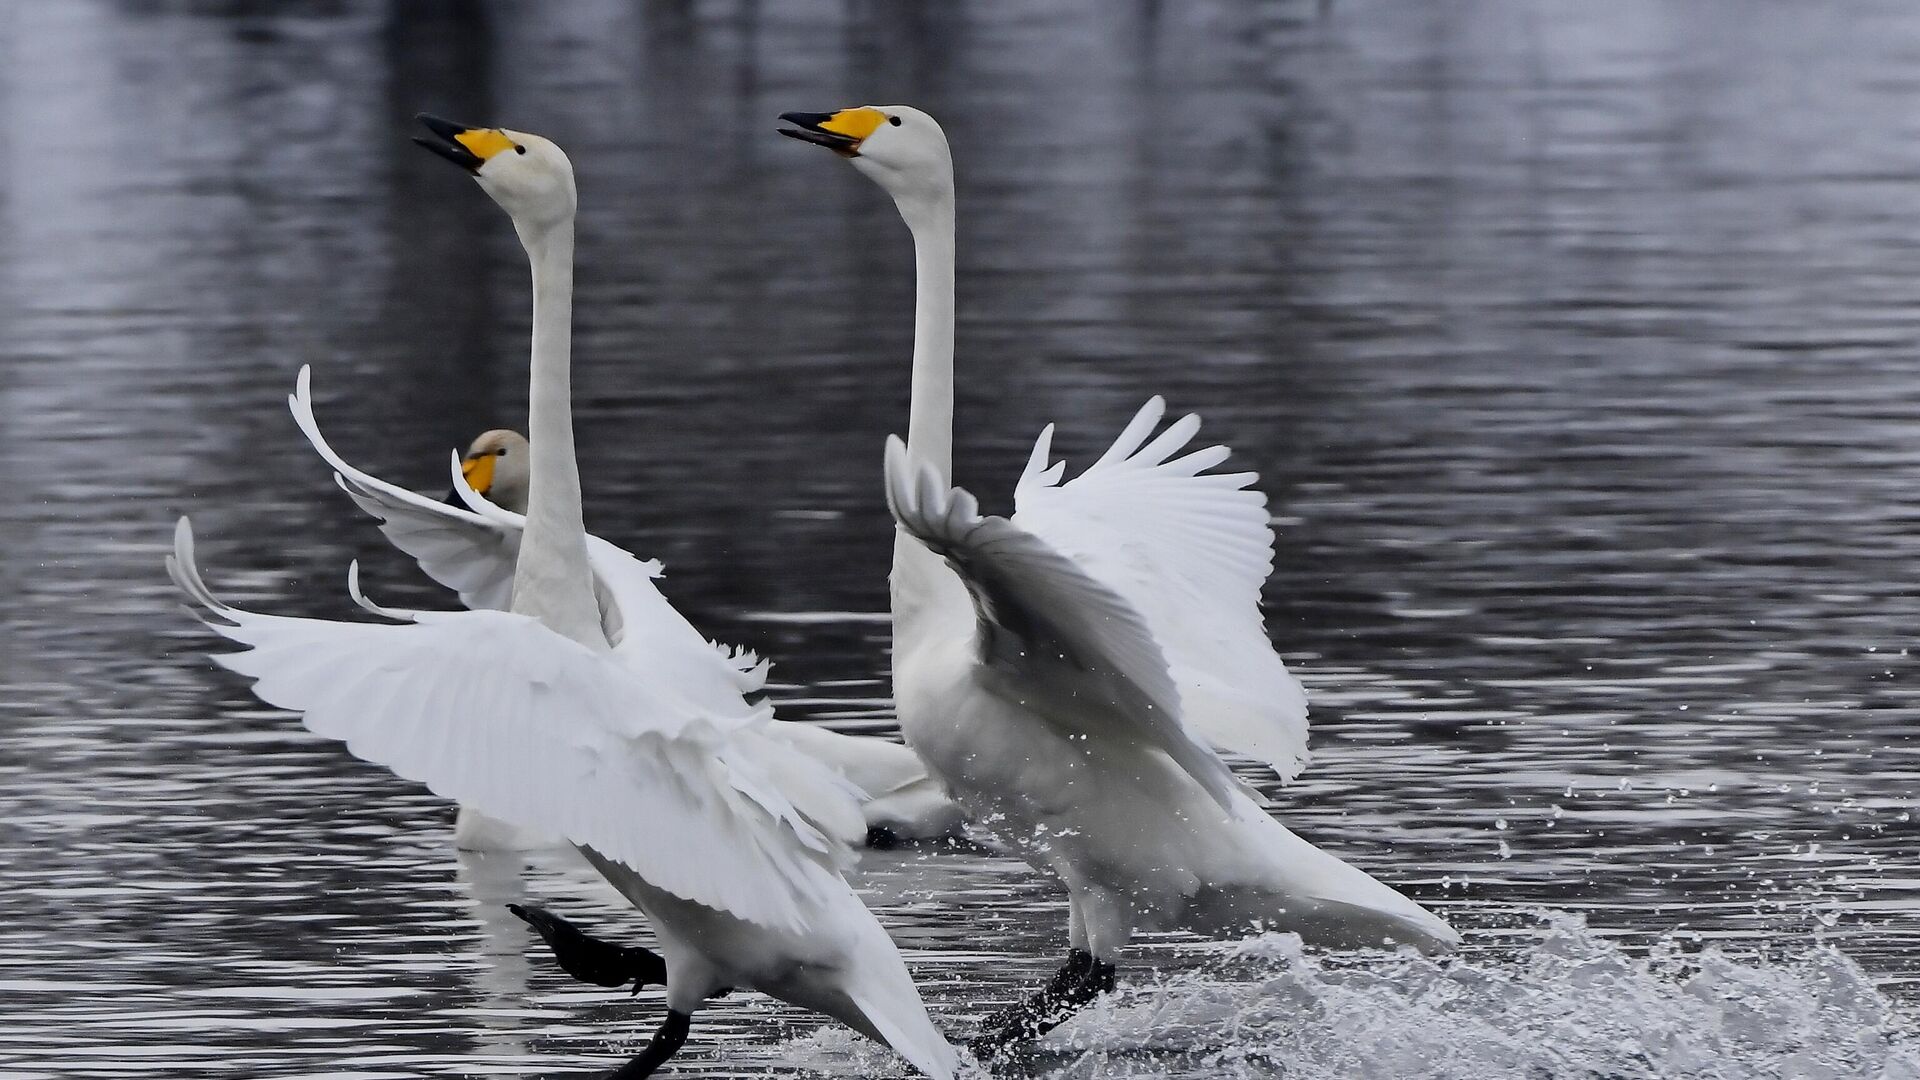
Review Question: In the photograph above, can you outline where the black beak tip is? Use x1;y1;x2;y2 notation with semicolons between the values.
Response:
776;112;860;155
415;112;469;138
412;115;485;172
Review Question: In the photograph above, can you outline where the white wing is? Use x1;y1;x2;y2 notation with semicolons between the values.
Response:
1013;398;1310;781
168;517;861;934
291;365;766;702
883;436;1247;814
289;366;527;614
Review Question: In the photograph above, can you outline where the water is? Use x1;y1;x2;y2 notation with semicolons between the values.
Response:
5;0;1920;1075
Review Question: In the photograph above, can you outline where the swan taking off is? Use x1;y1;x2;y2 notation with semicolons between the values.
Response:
284;404;966;847
780;105;1457;1053
170;115;955;1080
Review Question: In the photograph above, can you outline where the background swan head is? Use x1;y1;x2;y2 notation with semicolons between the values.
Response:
415;114;576;234
460;429;531;512
779;105;953;212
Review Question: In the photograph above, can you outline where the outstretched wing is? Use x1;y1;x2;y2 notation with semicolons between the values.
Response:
1012;398;1309;781
290;366;765;699
289;365;527;614
169;517;860;934
883;437;1246;814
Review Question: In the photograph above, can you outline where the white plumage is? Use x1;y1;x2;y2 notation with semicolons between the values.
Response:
169;116;956;1079
780;105;1458;1027
169;518;854;931
882;432;1457;954
286;367;964;847
170;521;952;1077
1013;396;1312;781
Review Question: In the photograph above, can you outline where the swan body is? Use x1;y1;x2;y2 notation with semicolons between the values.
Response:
780;104;1455;1044
172;116;955;1079
287;398;965;847
170;525;950;1077
883;439;1456;954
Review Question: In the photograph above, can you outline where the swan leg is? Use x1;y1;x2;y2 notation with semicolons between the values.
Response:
507;904;665;992
970;948;1118;1056
605;1009;690;1078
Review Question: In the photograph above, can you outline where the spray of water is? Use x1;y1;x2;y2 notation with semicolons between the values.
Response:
788;915;1918;1079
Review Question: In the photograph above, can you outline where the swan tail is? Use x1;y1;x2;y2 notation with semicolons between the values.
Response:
839;916;958;1079
1227;810;1459;954
847;982;958;1080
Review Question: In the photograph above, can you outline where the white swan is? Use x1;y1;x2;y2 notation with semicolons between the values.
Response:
780;105;1458;1051
169;115;956;1080
284;411;965;847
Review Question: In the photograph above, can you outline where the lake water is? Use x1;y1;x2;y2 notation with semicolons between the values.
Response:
6;1;1920;1077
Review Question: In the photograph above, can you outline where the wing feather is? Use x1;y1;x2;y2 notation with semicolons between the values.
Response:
169;517;858;933
883;437;1246;814
292;367;767;705
289;366;524;613
1013;399;1311;781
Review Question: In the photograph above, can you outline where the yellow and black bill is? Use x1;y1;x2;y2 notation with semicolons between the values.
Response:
460;452;496;493
445;451;494;506
413;113;516;173
778;108;886;157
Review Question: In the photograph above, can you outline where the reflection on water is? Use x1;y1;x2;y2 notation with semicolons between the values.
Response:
6;0;1920;1076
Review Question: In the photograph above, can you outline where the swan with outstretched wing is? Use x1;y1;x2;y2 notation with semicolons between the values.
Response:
781;104;1456;1055
171;116;954;1080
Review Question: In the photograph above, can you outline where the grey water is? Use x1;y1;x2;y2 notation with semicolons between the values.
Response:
5;0;1920;1076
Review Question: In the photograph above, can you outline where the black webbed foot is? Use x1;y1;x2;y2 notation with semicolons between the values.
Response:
602;1009;690;1078
507;903;666;993
971;948;1117;1058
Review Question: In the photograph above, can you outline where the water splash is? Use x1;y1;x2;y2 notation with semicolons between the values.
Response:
791;916;1919;1079
1038;917;1918;1079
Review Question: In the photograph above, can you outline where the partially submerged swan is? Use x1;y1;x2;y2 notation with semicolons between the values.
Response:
286;410;966;848
781;105;1457;1052
172;116;955;1080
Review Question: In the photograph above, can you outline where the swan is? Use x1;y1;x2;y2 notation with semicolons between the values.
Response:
450;427;964;844
283;410;966;847
779;105;1459;1051
169;115;956;1080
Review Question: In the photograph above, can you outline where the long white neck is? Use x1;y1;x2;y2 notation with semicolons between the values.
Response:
508;218;604;648
889;185;969;642
899;192;955;481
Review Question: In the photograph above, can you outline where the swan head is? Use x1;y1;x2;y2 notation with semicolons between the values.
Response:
414;114;576;232
460;429;531;513
779;105;953;208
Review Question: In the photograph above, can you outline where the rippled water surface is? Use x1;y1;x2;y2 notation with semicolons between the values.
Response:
7;1;1920;1076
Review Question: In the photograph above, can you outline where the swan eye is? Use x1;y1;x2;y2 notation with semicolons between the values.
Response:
495;447;508;456
514;144;527;155
888;115;902;126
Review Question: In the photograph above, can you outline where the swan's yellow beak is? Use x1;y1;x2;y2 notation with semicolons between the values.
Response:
778;108;887;157
461;453;496;494
414;114;517;173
